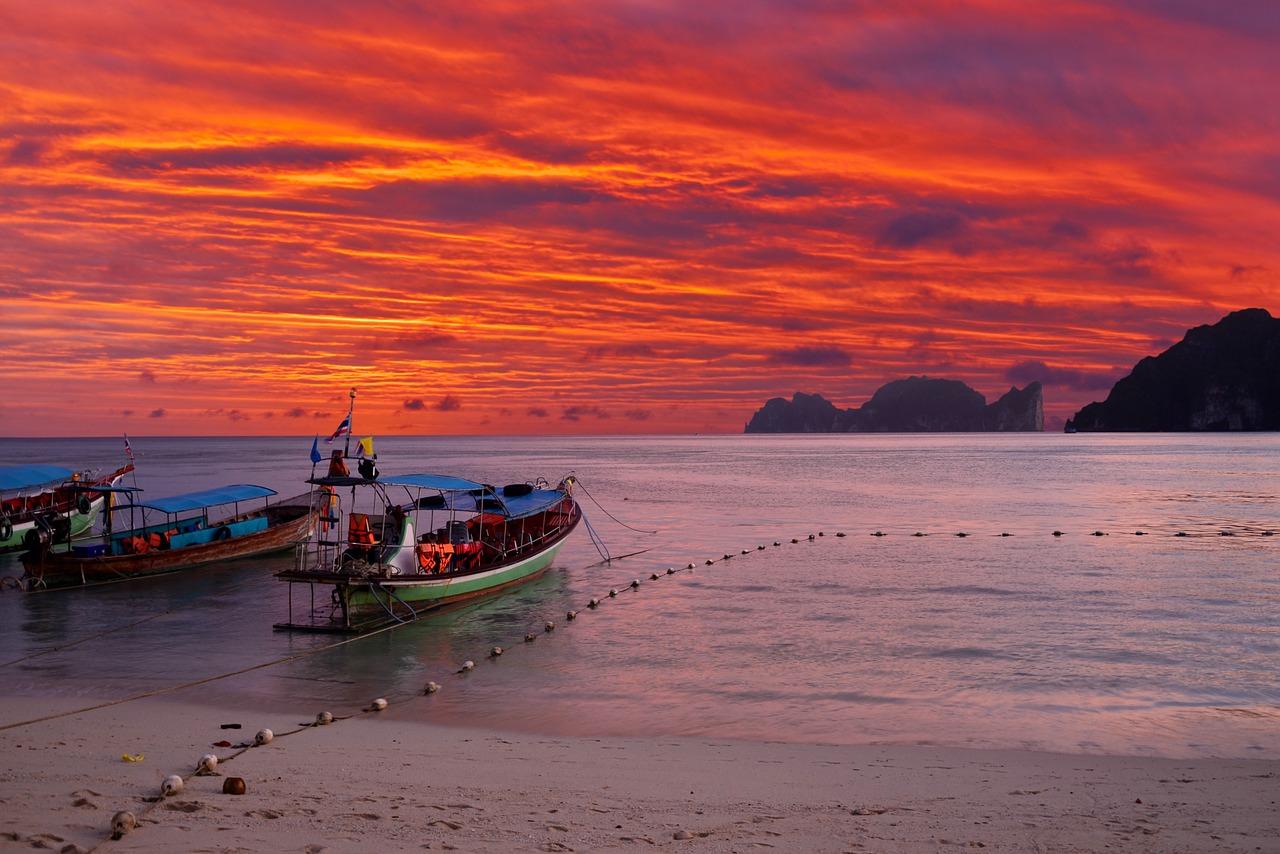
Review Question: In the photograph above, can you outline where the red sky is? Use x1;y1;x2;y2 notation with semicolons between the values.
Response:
3;1;1278;436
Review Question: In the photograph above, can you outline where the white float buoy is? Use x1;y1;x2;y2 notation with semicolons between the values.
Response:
161;775;183;797
111;810;136;839
609;588;618;597
196;753;218;775
566;610;577;620
254;728;274;746
630;579;640;588
525;632;537;642
315;711;334;725
545;621;556;632
369;698;388;711
424;681;441;694
490;646;504;657
458;660;475;673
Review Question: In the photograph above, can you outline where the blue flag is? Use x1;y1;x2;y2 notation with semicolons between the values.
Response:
310;435;323;464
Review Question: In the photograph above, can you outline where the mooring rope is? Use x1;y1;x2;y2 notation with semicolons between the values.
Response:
573;480;658;534
0;618;409;734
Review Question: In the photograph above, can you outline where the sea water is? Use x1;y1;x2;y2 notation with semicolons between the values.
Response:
0;434;1277;758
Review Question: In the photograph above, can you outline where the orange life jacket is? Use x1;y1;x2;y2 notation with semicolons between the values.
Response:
348;513;376;545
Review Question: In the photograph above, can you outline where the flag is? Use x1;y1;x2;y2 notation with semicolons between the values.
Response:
357;436;374;459
325;414;351;444
309;435;322;464
124;434;134;459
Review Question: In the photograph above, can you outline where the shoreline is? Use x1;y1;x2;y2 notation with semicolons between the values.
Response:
3;695;1277;853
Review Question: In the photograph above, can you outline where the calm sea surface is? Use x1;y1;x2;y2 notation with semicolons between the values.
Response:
1;434;1277;758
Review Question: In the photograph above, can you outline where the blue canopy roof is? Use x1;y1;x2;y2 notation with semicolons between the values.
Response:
133;484;277;514
380;474;488;492
0;464;75;492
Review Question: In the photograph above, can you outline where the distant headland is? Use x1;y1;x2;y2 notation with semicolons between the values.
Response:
1067;308;1280;431
744;377;1044;433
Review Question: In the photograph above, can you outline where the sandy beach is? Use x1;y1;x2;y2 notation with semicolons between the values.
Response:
2;694;1277;854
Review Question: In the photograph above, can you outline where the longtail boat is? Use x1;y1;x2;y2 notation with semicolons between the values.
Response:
0;462;134;554
274;472;581;632
18;484;318;590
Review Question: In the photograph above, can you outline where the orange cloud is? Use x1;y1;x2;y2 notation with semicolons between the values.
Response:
2;1;1279;435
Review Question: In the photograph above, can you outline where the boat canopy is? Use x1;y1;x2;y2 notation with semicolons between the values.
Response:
380;474;488;492
130;484;277;514
0;464;75;492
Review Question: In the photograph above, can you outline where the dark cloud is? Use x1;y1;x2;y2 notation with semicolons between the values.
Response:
1049;220;1089;241
1094;239;1159;279
1229;263;1266;279
562;405;610;422
204;408;251;421
139;370;157;383
148;409;167;419
4;137;51;166
349;178;604;223
1005;359;1118;391
623;409;651;421
403;398;426;411
586;343;658;360
396;330;459;356
526;407;549;418
100;142;380;176
768;345;851;367
435;395;462;412
283;407;306;418
877;211;969;250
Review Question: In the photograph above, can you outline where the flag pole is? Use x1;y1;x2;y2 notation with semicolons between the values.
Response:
343;386;357;459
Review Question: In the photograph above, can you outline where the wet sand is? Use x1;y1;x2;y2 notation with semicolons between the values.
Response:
2;694;1278;853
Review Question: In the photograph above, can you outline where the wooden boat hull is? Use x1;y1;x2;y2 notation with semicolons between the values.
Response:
347;528;571;607
276;504;580;632
19;506;317;589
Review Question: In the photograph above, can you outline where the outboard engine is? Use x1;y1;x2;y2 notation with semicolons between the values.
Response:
25;512;71;551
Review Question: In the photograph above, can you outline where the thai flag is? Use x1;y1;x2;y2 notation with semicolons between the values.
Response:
325;414;351;444
124;434;134;459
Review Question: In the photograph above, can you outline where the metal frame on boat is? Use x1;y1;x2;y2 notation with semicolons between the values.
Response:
274;472;581;633
19;483;318;590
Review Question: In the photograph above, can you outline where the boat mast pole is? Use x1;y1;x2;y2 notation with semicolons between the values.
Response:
343;386;357;460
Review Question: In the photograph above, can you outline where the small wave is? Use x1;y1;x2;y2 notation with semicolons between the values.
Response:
828;691;907;705
922;646;1012;660
926;585;1021;597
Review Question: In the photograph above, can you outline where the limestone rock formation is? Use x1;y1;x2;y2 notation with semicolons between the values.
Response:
744;377;1043;433
1067;308;1280;431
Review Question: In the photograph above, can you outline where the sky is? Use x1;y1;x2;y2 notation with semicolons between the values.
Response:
3;1;1279;436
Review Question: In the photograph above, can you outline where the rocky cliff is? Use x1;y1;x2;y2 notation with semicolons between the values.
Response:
1067;308;1280;431
744;377;1043;433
